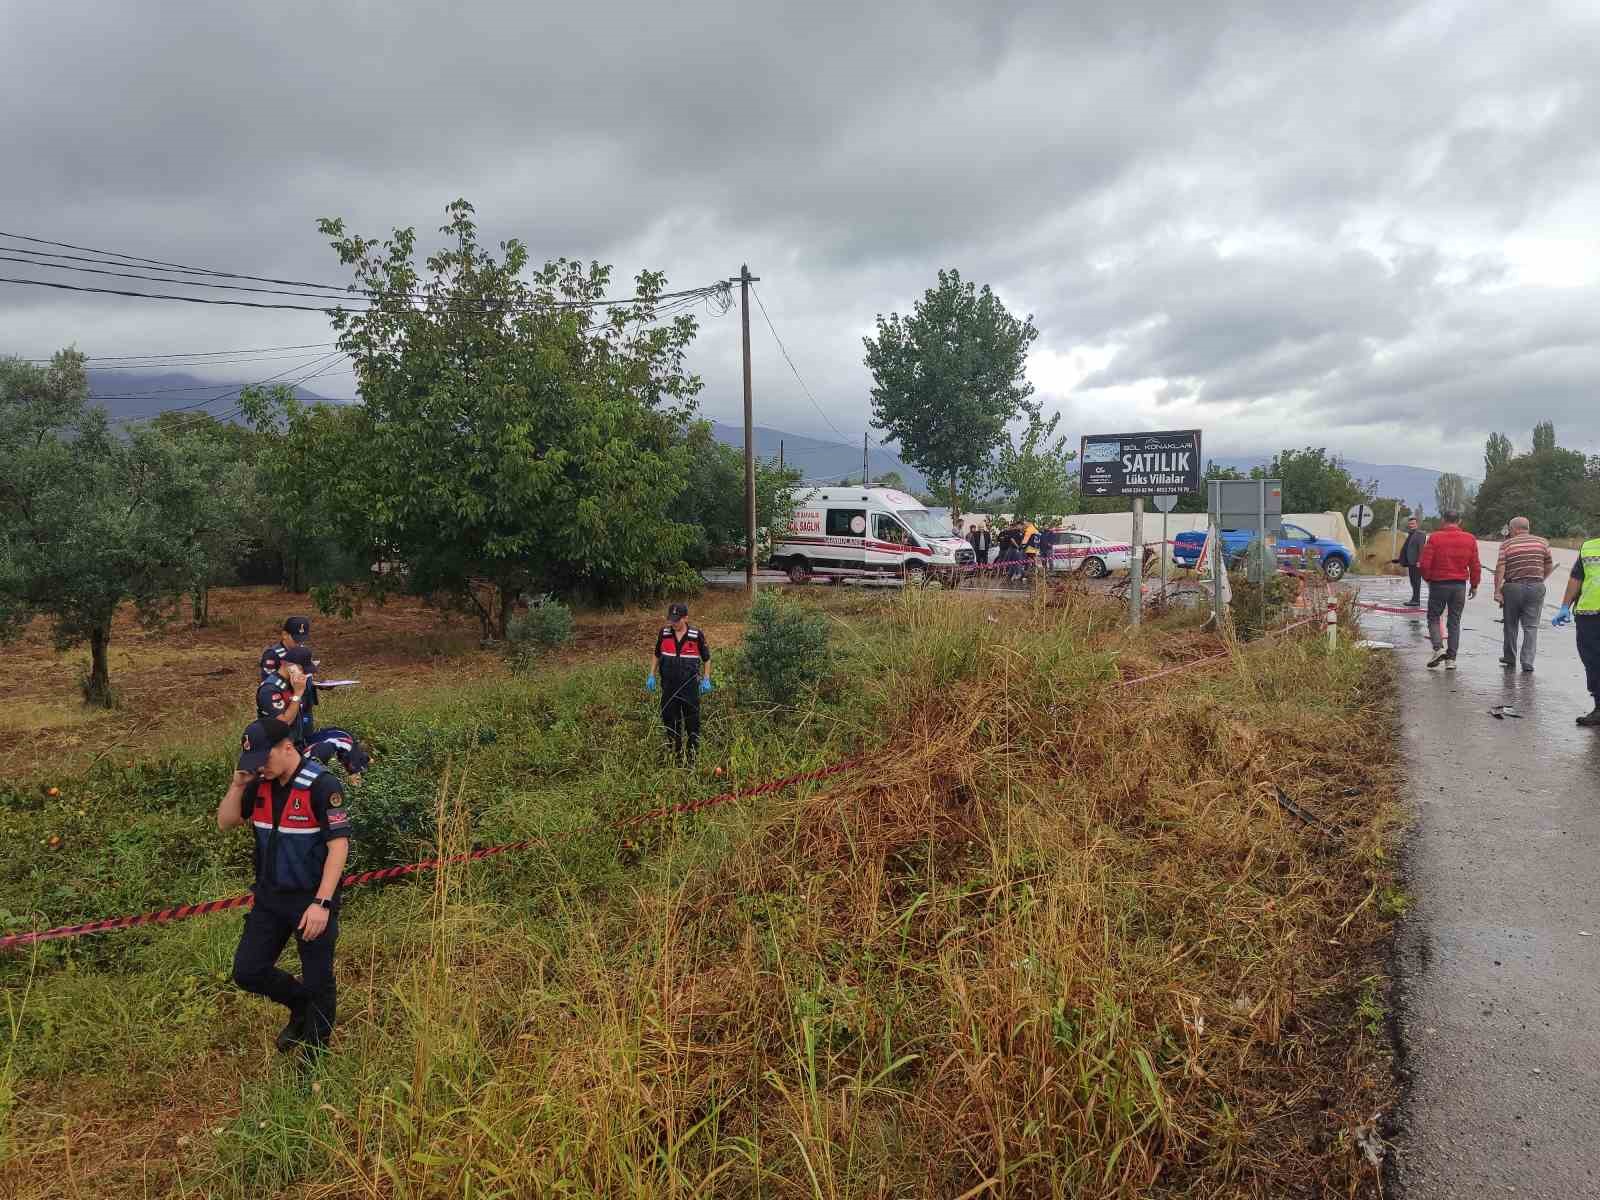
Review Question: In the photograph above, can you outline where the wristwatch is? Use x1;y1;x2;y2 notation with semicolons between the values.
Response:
312;897;333;910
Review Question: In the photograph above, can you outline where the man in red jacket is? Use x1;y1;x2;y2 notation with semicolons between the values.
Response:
1419;509;1481;669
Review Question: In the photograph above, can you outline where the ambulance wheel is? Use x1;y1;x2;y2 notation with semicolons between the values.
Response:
1083;556;1108;578
902;561;929;586
787;559;812;585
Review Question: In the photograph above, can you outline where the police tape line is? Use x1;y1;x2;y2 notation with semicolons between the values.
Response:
0;619;1324;953
0;758;869;951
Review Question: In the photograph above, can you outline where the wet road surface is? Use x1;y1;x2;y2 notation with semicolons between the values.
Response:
1356;571;1600;1198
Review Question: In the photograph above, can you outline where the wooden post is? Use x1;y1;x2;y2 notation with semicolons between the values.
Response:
739;264;756;598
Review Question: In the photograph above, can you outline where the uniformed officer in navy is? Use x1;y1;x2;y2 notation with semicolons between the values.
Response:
260;615;313;677
255;645;317;746
646;602;712;762
218;717;351;1052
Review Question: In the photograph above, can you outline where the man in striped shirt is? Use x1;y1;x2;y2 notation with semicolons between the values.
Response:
1494;516;1555;672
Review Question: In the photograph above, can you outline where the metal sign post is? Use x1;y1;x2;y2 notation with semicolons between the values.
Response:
1130;498;1144;625
1152;493;1177;596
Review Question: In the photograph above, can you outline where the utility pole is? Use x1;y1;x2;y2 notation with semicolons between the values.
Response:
737;264;759;598
862;433;869;486
779;439;784;473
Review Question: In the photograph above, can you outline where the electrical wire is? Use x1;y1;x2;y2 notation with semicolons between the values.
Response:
0;234;734;313
28;341;337;363
748;282;907;480
108;350;349;422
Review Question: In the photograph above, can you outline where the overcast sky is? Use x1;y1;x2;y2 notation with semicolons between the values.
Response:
4;0;1598;476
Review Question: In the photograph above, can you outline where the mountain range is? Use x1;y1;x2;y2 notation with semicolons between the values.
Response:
80;372;1456;514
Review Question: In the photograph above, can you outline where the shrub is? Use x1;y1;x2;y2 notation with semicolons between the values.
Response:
505;594;575;671
1228;571;1297;640
737;592;830;705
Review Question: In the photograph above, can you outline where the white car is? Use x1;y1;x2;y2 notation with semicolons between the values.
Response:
1047;529;1131;578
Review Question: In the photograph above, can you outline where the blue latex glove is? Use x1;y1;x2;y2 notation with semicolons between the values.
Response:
699;677;713;694
645;674;657;692
1553;604;1573;627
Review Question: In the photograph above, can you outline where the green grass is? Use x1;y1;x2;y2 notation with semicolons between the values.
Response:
1;586;1403;1198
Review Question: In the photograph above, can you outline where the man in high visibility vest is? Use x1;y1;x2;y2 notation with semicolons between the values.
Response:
1552;533;1600;726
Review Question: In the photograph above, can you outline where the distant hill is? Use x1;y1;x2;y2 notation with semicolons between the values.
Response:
88;375;1456;512
706;421;927;489
1203;456;1469;516
86;370;343;425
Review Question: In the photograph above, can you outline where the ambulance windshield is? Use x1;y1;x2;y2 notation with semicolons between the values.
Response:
897;509;946;540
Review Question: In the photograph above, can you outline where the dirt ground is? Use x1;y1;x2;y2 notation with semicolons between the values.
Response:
0;586;755;779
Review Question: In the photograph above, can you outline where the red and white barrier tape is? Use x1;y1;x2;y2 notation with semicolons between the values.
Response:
0;758;868;951
0;618;1322;952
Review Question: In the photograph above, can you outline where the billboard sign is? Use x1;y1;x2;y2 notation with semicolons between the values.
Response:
1079;429;1202;498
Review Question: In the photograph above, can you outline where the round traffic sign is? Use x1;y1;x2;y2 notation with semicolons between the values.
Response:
1347;503;1374;530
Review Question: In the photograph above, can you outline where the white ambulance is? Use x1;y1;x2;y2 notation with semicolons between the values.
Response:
768;487;977;584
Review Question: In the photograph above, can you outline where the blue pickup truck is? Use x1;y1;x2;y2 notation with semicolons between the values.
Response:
1171;523;1353;580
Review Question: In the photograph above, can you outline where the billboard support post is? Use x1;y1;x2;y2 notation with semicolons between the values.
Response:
1129;498;1144;626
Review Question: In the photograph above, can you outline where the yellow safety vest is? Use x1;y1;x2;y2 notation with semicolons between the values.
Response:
1577;537;1600;615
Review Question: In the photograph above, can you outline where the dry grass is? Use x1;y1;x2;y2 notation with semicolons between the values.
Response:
0;585;769;779
1;587;1401;1198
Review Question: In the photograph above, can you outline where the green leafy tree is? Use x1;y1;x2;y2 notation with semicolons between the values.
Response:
237;387;368;592
317;200;707;637
993;412;1077;524
672;421;801;567
1434;472;1470;517
870;470;906;490
1484;432;1513;477
1265;447;1370;514
0;353;208;704
147;413;256;626
1470;441;1588;537
1532;421;1556;453
863;268;1039;521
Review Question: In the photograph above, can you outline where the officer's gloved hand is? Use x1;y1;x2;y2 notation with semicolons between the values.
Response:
645;675;657;693
699;677;713;694
1553;604;1573;627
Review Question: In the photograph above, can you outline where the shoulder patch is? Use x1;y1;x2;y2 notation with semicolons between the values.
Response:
329;792;343;807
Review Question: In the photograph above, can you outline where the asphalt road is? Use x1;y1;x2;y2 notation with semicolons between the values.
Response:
1356;572;1600;1197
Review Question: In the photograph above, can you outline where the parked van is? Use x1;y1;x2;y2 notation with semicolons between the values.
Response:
768;487;976;583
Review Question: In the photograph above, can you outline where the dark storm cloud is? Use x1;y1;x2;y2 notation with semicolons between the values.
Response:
2;0;1598;471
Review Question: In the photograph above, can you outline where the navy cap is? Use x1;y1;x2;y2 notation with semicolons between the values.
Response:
238;718;293;773
668;602;689;619
283;615;311;640
281;645;314;673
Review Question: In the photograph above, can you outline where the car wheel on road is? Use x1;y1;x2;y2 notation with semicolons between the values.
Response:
1321;556;1347;581
1083;556;1108;578
787;559;812;585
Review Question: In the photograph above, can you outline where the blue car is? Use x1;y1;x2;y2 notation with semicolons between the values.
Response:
1172;523;1352;580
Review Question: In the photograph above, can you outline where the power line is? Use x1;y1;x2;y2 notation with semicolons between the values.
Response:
108;350;349;422
748;283;905;478
23;341;338;364
0;233;734;313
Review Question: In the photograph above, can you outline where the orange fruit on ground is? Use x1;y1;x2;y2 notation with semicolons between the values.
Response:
46;787;59;797
47;835;61;848
714;766;724;777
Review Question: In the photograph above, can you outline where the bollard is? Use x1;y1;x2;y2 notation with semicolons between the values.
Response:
1326;594;1338;651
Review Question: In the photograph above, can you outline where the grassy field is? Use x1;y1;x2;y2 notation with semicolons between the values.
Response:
0;583;1402;1198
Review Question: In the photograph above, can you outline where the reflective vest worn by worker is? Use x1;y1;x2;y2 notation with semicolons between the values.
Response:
1578;537;1600;615
1023;522;1040;558
249;759;348;895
